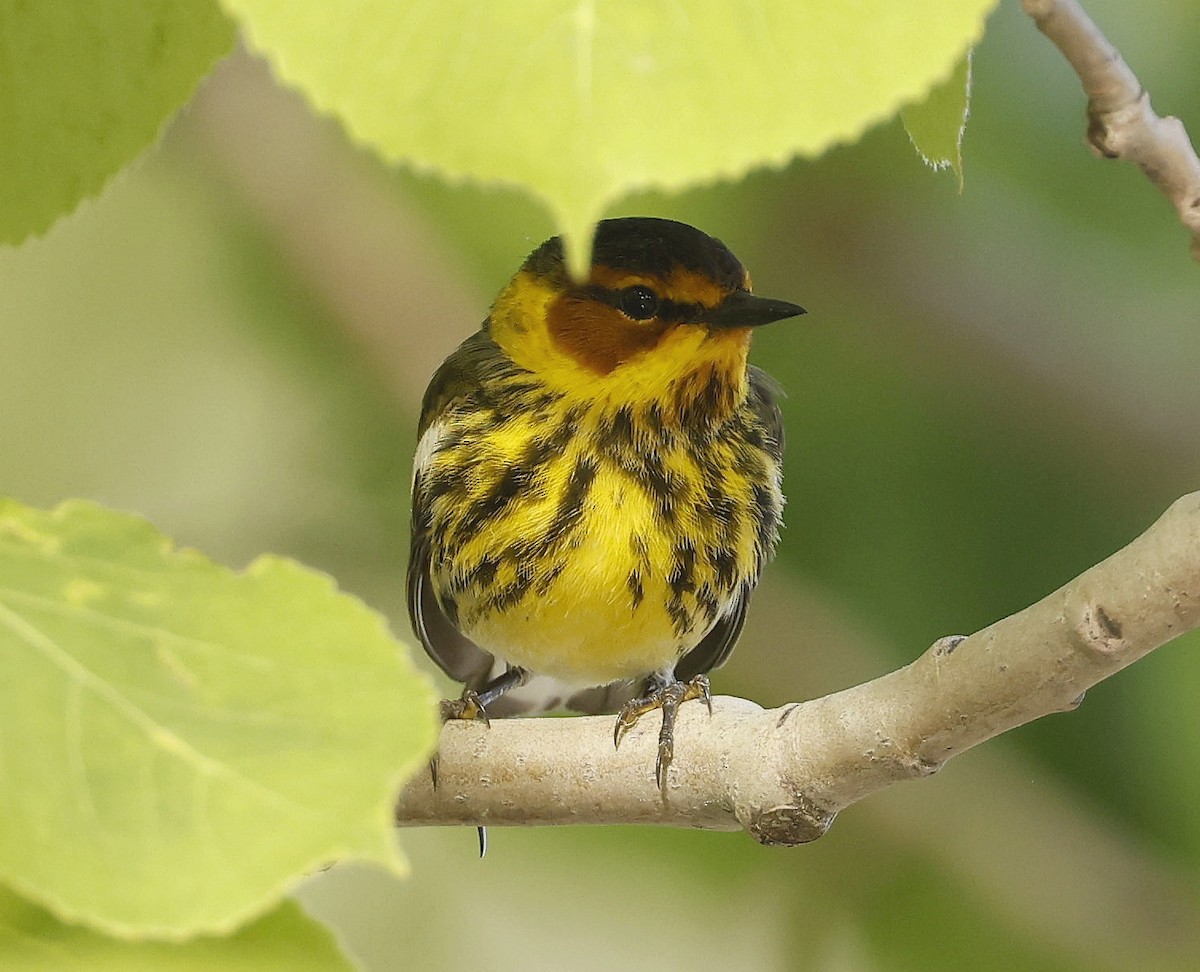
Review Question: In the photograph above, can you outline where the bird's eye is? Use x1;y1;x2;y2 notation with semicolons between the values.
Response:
618;285;660;321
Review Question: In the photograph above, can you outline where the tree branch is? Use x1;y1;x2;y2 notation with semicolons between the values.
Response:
396;492;1200;844
1022;0;1200;259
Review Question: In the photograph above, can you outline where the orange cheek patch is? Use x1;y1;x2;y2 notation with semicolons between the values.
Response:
547;293;666;375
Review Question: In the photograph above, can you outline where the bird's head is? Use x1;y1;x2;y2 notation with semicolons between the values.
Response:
487;217;805;414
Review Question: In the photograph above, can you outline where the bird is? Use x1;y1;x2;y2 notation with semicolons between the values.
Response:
408;216;804;803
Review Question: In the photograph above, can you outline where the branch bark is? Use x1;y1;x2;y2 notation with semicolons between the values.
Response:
397;492;1200;845
1022;0;1200;259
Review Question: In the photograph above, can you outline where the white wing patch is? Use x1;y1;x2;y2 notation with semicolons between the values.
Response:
412;419;448;486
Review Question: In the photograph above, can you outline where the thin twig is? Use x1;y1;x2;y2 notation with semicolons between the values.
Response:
397;492;1200;844
1022;0;1200;259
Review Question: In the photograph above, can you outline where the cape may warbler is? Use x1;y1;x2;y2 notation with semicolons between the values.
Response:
408;217;804;796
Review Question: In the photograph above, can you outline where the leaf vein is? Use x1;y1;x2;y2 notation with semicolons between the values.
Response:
0;600;307;817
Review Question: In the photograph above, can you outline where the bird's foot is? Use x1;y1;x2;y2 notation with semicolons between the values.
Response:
431;691;490;858
433;670;530;859
613;674;712;800
429;690;489;789
439;690;490;726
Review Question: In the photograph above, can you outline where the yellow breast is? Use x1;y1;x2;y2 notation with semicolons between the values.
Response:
421;400;777;685
453;463;709;682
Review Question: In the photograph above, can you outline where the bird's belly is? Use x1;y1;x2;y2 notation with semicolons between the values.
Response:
464;579;684;684
466;551;691;683
438;470;728;684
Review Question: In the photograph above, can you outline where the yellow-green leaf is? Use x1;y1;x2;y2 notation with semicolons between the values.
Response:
0;888;356;970
901;52;973;190
0;499;437;937
220;0;997;272
0;0;235;245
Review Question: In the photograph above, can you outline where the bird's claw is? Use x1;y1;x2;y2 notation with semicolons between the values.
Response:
440;690;490;726
613;674;712;801
432;690;489;790
435;692;492;855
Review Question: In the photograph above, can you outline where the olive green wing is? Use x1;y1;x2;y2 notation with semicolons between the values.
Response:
673;589;751;682
414;328;508;438
745;364;786;460
672;365;785;680
407;328;506;689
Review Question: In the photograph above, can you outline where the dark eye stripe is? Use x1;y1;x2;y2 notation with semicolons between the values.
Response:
586;286;707;324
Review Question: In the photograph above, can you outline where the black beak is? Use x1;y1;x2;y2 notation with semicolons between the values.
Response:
704;290;806;330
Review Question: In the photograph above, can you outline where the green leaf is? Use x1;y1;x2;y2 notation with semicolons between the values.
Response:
0;887;357;970
218;0;998;273
0;0;235;245
0;499;437;937
901;51;973;190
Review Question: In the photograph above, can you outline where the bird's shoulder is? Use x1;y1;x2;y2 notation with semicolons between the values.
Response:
417;325;520;438
744;364;785;460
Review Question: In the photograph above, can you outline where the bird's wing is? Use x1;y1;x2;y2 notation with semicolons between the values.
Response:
414;327;506;438
407;328;505;690
669;365;785;681
674;588;751;681
746;363;786;459
409;328;622;716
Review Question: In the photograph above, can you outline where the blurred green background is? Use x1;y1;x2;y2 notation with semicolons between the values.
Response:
3;1;1198;968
